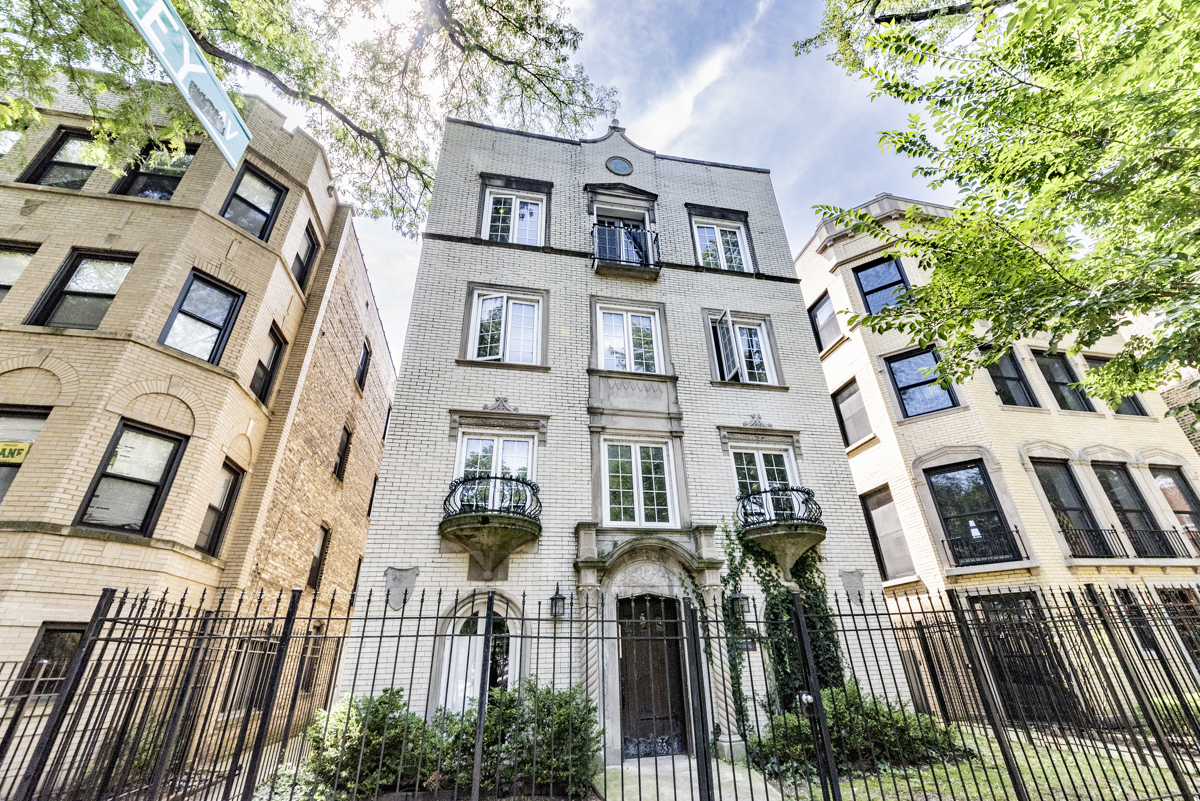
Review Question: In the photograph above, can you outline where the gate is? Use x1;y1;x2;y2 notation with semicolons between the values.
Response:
3;583;1200;801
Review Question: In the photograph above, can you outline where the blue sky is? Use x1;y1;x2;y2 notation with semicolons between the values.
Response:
316;0;959;362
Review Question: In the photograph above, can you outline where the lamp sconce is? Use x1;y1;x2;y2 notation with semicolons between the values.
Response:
550;583;566;618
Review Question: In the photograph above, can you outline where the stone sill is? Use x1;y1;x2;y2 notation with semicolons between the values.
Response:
997;404;1052;414
709;380;788;392
594;261;661;281
896;404;970;427
1064;556;1200;570
455;358;550;373
588;368;677;382
846;433;879;457
818;334;850;361
944;558;1038;577
882;575;923;590
0;520;225;567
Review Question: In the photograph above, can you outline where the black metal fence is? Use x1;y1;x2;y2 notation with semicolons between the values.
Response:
5;582;1200;801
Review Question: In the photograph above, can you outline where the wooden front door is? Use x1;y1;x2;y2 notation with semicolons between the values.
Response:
618;595;689;759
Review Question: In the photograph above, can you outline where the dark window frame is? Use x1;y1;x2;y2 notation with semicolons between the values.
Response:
17;621;87;696
925;458;1016;563
220;162;287;242
368;475;378;517
1032;349;1094;412
250;324;287;404
308;525;330;590
807;292;840;353
885;347;959;418
1084;355;1148;416
355;341;371;389
26;249;139;329
333;426;352;482
382;406;392;442
0;240;41;302
18;127;97;189
860;484;916;581
111;142;199;200
292;224;320;289
1092;461;1157;531
852;257;909;315
158;270;245;364
74;419;187;537
197;460;243;557
832;378;872;447
983;347;1039;407
1030;458;1100;531
1151;464;1200;531
0;404;52;505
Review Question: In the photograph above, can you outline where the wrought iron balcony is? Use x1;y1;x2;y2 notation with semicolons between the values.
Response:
941;527;1026;568
734;486;826;581
592;224;661;278
1061;526;1128;558
439;475;542;580
1125;527;1190;559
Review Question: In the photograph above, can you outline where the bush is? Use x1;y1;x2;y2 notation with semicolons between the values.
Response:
748;682;970;777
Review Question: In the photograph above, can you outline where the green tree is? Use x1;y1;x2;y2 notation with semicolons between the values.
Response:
1;0;616;233
798;0;1200;419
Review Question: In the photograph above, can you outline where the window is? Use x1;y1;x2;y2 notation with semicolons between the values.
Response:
440;606;515;713
604;440;673;526
382;407;392;442
298;623;326;693
292;225;319;288
368;475;378;517
1152;466;1200;532
221;637;275;712
21;130;100;190
1092;463;1180;558
221;164;286;241
355;341;371;389
808;293;840;352
853;259;909;314
308;526;329;590
77;421;186;536
249;327;285;403
0;245;36;304
925;460;1020;565
984;348;1038;407
197;462;242;556
1084;356;1147;415
710;311;775;384
459;434;533;480
113;145;196;200
861;486;915;580
1114;588;1159;652
693;221;748;271
483;190;543;246
832;380;872;446
29;252;134;329
886;349;957;418
1031;460;1099;531
160;271;243;363
470;292;541;364
1032;350;1093;412
599;307;660;374
732;449;796;522
0;408;48;505
333;427;352;481
18;622;86;696
1157;588;1200;668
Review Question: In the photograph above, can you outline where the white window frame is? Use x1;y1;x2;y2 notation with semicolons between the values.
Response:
596;305;663;375
601;437;676;528
467;290;543;365
692;219;751;272
481;188;546;247
711;311;777;384
729;447;798;492
454;430;538;480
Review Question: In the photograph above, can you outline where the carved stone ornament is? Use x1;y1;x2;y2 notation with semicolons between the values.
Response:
483;397;519;412
717;424;802;456
449;405;550;444
743;414;772;428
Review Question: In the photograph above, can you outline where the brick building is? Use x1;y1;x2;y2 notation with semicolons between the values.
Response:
795;193;1200;602
359;119;888;761
0;94;395;667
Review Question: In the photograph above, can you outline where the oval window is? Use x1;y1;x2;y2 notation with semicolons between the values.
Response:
606;156;633;176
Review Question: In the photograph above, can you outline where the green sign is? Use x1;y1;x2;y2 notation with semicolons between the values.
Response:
115;0;252;168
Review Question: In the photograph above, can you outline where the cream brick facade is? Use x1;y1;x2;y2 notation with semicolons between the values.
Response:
0;96;395;662
794;193;1200;600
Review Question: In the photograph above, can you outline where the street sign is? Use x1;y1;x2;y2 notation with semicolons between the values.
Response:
114;0;252;169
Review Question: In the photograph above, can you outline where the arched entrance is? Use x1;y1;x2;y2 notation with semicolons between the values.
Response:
617;594;689;758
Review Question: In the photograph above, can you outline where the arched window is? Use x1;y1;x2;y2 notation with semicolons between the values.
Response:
439;610;514;713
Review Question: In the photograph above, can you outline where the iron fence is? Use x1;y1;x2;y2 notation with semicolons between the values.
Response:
5;582;1200;801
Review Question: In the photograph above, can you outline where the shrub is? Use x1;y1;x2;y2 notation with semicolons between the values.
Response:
748;682;970;777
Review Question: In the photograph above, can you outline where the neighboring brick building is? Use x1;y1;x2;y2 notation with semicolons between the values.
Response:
0;94;395;665
795;193;1200;601
359;119;888;761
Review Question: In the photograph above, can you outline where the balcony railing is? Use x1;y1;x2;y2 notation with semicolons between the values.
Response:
1061;526;1128;558
1125;527;1190;559
735;486;823;530
941;527;1027;567
592;225;660;271
443;475;542;521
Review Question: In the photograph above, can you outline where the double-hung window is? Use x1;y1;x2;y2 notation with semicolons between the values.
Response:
18;623;86;697
1031;459;1114;557
30;251;134;329
984;348;1038;407
604;440;673;526
693;221;748;271
222;164;286;241
1032;350;1093;411
114;145;196;200
1084;356;1147;415
250;326;286;403
832;379;872;446
0;407;48;505
293;225;319;288
1151;466;1200;533
808;293;840;352
355;341;371;389
160;271;244;363
78;421;186;536
860;486;915;580
732;449;795;523
886;348;957;417
853;259;909;314
457;433;534;512
333;427;352;481
925;460;1020;566
197;461;242;557
711;311;775;384
1091;462;1178;557
599;307;660;374
471;291;541;364
0;244;37;304
308;526;330;590
483;190;544;246
21;130;100;190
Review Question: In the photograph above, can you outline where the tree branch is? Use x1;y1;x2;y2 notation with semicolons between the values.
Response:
874;0;1011;24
